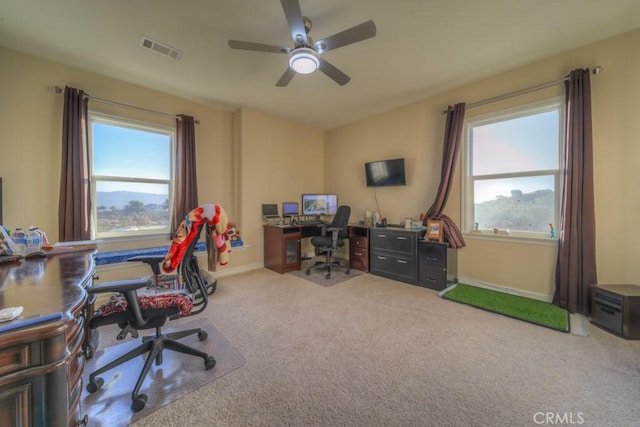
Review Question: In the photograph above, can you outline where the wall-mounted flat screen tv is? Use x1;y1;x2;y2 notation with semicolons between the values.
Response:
365;158;406;187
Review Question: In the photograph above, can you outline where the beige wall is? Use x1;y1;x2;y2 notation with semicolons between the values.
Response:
326;28;640;297
235;107;324;266
2;27;639;296
0;46;234;252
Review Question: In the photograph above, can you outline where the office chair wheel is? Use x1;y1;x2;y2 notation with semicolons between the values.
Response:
205;356;216;370
84;345;94;360
86;377;104;393
206;283;216;295
305;268;311;275
131;394;148;412
326;272;331;279
198;330;208;341
346;268;350;274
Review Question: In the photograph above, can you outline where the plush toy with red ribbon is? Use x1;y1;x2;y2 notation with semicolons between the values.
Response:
162;204;230;273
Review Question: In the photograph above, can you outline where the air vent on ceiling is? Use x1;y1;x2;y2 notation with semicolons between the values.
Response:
139;36;182;60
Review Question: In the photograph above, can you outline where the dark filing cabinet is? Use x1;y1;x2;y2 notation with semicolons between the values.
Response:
418;241;457;291
591;284;640;339
370;227;422;285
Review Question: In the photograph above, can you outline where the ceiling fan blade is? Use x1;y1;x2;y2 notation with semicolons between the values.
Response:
228;40;290;54
315;20;377;53
276;68;296;87
280;0;308;45
318;58;351;86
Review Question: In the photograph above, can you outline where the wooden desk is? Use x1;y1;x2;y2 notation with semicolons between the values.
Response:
263;224;324;273
0;251;96;427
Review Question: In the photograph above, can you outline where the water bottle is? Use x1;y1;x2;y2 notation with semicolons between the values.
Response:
11;228;27;253
26;227;42;252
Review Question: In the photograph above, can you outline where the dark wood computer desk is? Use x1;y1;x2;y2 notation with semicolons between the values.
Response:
0;250;96;427
263;222;326;273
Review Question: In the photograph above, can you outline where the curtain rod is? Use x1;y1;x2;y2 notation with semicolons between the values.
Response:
441;65;602;114
54;86;200;124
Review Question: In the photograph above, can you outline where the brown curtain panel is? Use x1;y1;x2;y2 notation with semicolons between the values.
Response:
58;86;91;242
553;69;597;315
424;103;466;249
171;114;199;236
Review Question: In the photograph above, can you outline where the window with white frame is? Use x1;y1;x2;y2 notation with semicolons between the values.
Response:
463;99;563;238
89;113;174;239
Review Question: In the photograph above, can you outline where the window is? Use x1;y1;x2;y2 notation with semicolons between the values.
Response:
89;113;174;239
463;100;564;238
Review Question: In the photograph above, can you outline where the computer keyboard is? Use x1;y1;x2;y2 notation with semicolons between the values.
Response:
299;220;323;226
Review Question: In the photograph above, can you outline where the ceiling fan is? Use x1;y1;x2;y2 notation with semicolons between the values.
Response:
228;0;376;87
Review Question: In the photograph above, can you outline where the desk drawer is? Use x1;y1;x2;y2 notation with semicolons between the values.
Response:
371;253;416;284
350;246;369;272
350;235;368;249
371;230;415;255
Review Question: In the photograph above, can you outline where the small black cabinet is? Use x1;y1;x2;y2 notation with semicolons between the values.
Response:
591;284;640;339
418;241;457;290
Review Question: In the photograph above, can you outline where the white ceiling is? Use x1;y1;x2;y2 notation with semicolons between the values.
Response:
1;0;639;130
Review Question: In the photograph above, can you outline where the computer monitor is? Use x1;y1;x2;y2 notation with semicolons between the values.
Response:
282;202;299;216
301;194;338;216
261;203;279;218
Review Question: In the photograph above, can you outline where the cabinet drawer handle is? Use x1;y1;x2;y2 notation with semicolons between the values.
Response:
600;306;617;315
376;256;387;260
354;251;363;256
396;260;407;264
426;257;438;261
396;236;408;240
425;277;437;282
378;234;387;238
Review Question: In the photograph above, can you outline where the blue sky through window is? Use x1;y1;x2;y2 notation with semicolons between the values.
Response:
92;122;170;194
471;109;559;203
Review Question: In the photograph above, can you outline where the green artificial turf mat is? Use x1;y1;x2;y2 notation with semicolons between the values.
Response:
442;283;569;332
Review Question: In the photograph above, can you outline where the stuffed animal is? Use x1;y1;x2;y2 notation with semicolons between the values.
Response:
227;222;240;242
162;204;231;273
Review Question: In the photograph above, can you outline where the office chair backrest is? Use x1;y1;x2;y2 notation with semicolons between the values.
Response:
178;222;209;315
331;205;351;239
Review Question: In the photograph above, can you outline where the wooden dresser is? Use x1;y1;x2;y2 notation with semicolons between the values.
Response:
0;251;96;427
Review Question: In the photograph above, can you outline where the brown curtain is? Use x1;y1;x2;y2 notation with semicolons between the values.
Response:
58;86;91;242
553;69;597;315
171;114;199;236
424;103;466;249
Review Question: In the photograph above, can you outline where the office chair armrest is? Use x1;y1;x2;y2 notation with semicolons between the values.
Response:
128;255;164;275
327;227;341;246
88;278;151;295
317;223;329;237
89;278;153;327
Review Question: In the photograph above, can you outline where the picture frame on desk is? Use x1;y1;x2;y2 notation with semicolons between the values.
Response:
426;219;444;242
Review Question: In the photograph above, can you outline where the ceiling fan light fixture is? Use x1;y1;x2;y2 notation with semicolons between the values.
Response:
289;47;319;74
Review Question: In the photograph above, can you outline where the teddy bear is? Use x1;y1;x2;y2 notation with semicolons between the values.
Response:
227;222;240;243
162;204;231;273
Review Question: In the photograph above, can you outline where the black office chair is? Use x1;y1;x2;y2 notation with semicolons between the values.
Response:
86;222;216;412
306;205;351;279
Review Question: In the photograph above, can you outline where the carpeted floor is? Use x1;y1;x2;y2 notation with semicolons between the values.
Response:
287;257;364;286
82;318;245;426
97;268;639;427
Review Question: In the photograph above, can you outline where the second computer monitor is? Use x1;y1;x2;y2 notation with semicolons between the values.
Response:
282;202;299;216
302;194;338;216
